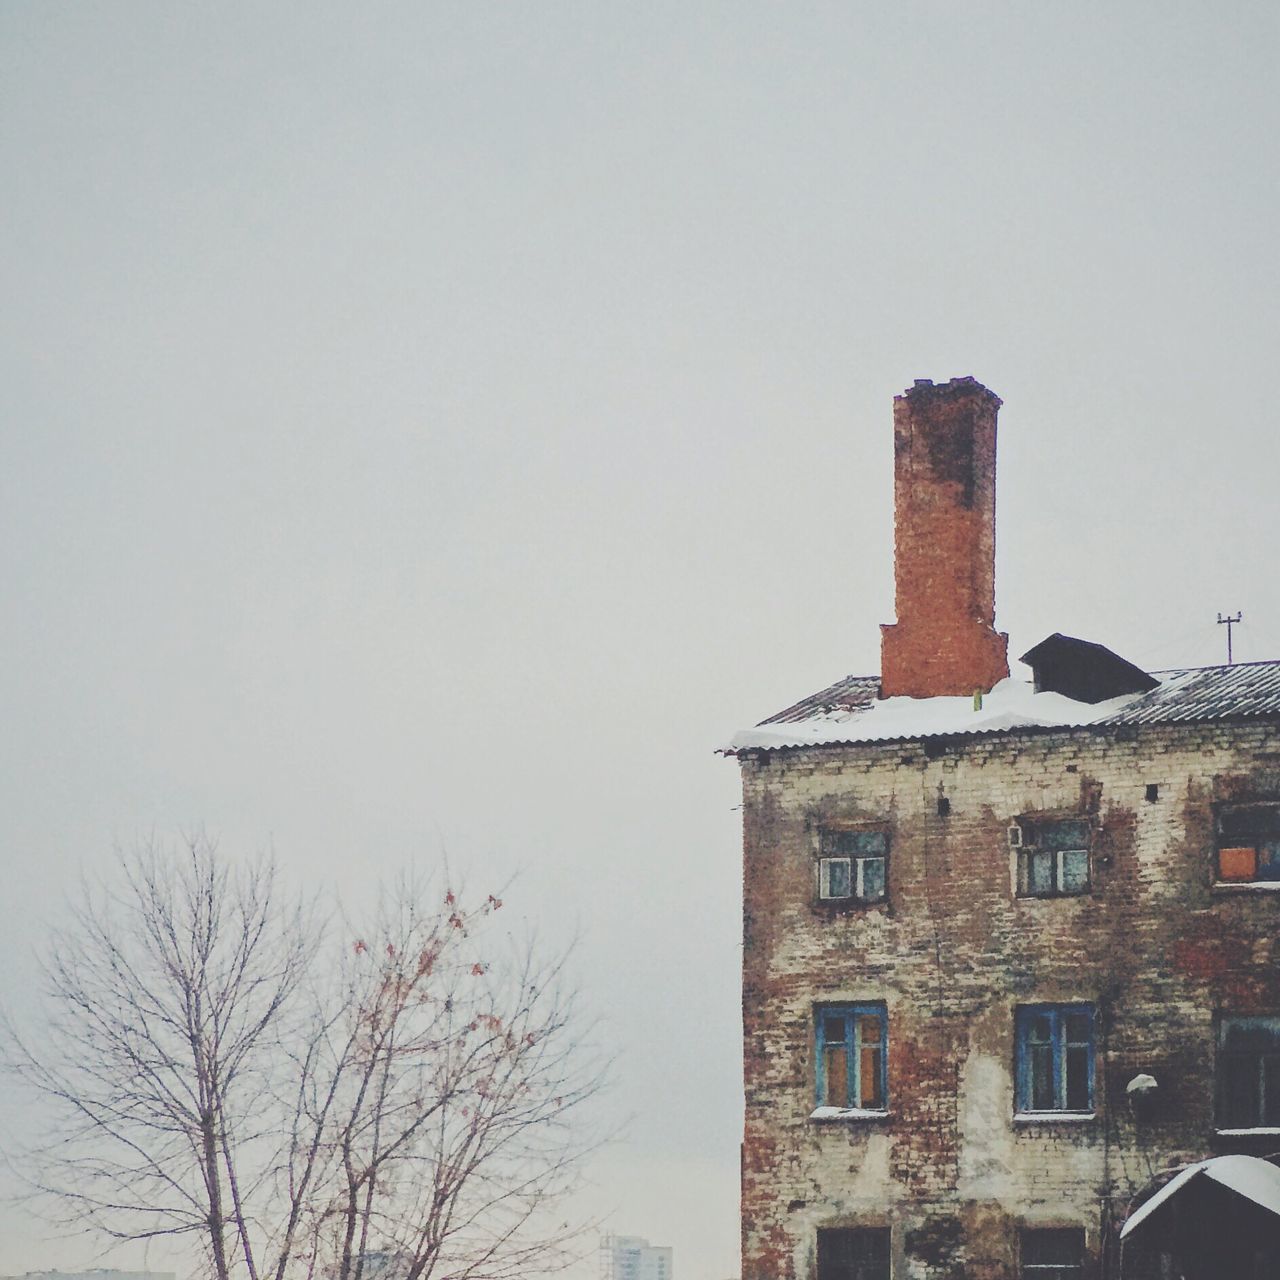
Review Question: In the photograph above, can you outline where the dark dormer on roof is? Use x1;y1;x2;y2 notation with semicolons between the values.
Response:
1019;633;1160;704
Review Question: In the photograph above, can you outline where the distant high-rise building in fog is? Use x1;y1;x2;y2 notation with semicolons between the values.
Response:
600;1234;673;1280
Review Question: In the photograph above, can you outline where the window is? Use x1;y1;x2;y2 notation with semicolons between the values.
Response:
1217;1016;1280;1129
1015;1005;1095;1114
1021;1228;1084;1279
1215;804;1280;884
1013;818;1091;897
819;830;887;903
817;1227;890;1280
815;1004;887;1112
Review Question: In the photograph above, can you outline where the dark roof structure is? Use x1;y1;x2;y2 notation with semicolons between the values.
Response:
1020;633;1160;704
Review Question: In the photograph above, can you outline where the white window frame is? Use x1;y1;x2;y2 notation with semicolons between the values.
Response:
818;830;888;904
1013;817;1091;898
819;856;853;900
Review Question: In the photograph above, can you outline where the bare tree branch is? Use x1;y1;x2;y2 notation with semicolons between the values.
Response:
3;837;315;1280
3;845;607;1280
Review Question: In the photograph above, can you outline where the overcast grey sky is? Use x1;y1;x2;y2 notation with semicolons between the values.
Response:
3;4;1279;1277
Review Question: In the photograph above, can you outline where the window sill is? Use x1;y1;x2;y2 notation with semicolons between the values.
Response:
1015;891;1091;901
1211;882;1280;893
810;1106;890;1123
1215;1127;1280;1136
1013;1111;1096;1125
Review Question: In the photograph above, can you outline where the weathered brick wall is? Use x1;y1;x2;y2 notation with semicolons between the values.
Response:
739;720;1280;1279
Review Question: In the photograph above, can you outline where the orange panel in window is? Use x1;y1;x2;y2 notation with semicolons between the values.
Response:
859;1049;881;1107
1219;846;1258;880
824;1047;848;1107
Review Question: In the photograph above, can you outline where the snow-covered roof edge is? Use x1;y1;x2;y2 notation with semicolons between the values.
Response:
724;659;1280;754
725;677;1138;753
1120;1155;1280;1240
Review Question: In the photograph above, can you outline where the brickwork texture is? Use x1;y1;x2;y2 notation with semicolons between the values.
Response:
880;377;1009;699
740;721;1280;1279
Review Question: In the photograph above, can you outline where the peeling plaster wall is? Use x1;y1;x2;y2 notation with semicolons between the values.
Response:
739;720;1280;1279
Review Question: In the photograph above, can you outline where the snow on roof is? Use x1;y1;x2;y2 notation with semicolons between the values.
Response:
727;677;1140;753
725;658;1280;754
1120;1155;1280;1239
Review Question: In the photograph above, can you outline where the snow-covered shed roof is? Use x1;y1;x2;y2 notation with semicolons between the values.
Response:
1120;1155;1280;1240
727;657;1280;754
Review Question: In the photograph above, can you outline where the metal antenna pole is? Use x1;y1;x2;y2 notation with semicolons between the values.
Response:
1217;612;1242;665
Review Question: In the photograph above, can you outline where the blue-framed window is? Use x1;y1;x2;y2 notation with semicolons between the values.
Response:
1015;1005;1095;1114
816;1004;887;1111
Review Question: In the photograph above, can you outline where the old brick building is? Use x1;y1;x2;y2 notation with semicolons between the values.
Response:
727;378;1280;1280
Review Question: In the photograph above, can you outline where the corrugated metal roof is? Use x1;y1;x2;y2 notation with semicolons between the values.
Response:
745;660;1280;749
760;674;881;725
1102;660;1280;725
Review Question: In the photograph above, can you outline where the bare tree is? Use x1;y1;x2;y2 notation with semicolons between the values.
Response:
296;880;602;1280
5;843;605;1280
3;837;312;1279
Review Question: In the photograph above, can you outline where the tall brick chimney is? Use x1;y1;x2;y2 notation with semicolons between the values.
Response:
879;376;1010;698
